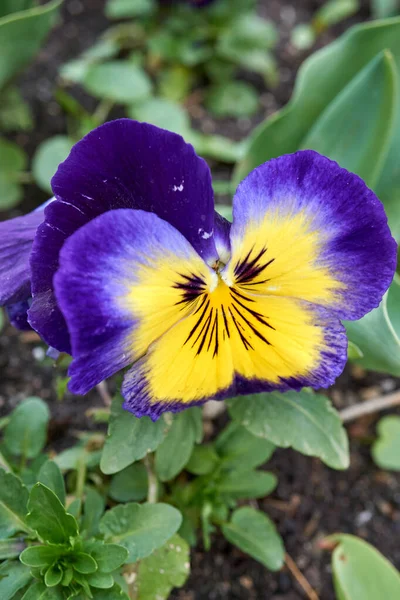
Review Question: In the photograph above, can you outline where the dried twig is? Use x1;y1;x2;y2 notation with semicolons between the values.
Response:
285;553;320;600
339;389;400;423
96;380;112;407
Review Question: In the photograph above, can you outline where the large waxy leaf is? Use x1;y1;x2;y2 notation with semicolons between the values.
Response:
0;0;61;89
234;17;400;184
99;503;182;562
345;276;400;376
301;50;397;189
328;534;400;599
26;484;78;544
155;408;202;482
101;394;167;475
135;534;190;600
0;468;30;538
221;507;284;571
372;415;400;470
109;463;148;503
4;397;49;459
228;390;349;470
215;422;275;471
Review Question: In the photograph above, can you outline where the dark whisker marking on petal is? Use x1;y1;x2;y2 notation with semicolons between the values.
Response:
230;303;272;346
221;304;230;338
230;291;276;330
238;258;275;284
184;298;210;345
197;308;213;355
230;287;256;303
234;246;267;279
228;307;254;351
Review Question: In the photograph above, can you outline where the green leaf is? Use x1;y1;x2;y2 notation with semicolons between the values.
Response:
88;584;129;599
0;86;33;132
372;416;400;471
0;1;34;19
0;561;31;600
44;563;63;587
81;487;105;537
313;0;359;31
127;98;190;136
186;445;220;476
205;81;259;118
106;0;156;19
347;340;363;360
345;276;400;376
0;538;26;560
234;17;400;184
99;502;182;562
0;0;61;89
86;541;128;573
84;61;152;103
228;390;349;470
86;571;114;589
26;483;78;544
21;581;64;600
217;470;277;500
37;460;66;506
221;507;284;571
135;534;190;600
0;137;27;211
290;24;316;51
20;545;66;567
101;394;167;475
155;408;202;482
71;552;97;574
54;444;101;471
188;131;245;164
215;422;275;471
301;50;397;188
32;136;74;194
371;0;399;18
0;468;30;537
4;397;49;459
109;463;148;503
328;534;400;599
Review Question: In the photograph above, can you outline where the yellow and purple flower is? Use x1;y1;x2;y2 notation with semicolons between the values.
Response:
0;120;396;419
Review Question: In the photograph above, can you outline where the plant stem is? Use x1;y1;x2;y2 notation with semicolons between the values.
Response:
144;455;158;504
75;455;87;516
93;99;114;124
96;380;112;407
339;389;400;423
285;553;320;600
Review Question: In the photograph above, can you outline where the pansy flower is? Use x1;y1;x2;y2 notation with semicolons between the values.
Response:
0;119;396;420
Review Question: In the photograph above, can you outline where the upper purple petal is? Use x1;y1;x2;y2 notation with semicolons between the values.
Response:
229;150;397;321
0;210;44;306
29;119;217;353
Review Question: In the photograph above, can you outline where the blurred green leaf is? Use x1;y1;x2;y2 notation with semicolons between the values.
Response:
313;0;360;32
228;390;349;470
0;137;27;210
32;136;74;194
128;97;190;135
215;423;275;471
0;468;30;538
188;131;245;163
0;539;25;560
106;0;156;18
44;563;63;587
4;397;49;459
372;415;400;470
186;445;220;476
0;86;32;131
217;470;277;500
302;50;397;188
205;81;259;118
158;65;193;102
135;534;190;600
215;203;233;221
0;0;61;89
0;561;31;599
71;552;97;574
0;1;34;19
371;0;399;18
54;444;101;471
0;308;4;332
109;462;148;503
235;17;400;184
327;534;400;599
99;502;182;562
101;394;167;475
347;340;363;360
21;581;64;599
290;24;316;50
84;61;152;103
87;571;114;589
155;408;202;482
345;276;400;376
84;540;128;573
60;38;119;84
20;545;66;568
26;483;78;544
89;583;129;599
37;460;66;506
221;507;284;570
81;487;105;537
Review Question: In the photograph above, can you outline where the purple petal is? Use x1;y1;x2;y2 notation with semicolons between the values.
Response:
30;119;217;353
214;211;231;265
53;208;215;395
6;300;32;331
0;210;44;306
228;150;397;321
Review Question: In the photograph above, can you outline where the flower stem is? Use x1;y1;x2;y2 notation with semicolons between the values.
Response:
144;455;158;504
339;389;400;423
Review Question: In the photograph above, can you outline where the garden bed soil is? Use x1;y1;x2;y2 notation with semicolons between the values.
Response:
1;0;399;598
